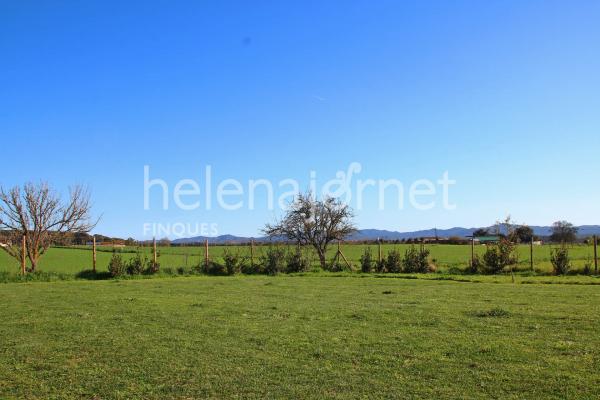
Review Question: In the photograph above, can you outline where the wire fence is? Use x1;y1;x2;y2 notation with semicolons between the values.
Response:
1;239;598;276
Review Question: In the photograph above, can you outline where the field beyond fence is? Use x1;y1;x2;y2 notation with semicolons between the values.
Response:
0;243;597;277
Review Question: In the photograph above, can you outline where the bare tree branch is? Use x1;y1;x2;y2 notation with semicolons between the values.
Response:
263;192;356;269
0;182;98;272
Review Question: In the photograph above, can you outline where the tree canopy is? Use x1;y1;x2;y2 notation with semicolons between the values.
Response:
263;192;356;269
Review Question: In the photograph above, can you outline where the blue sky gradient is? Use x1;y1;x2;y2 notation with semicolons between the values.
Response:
1;1;599;238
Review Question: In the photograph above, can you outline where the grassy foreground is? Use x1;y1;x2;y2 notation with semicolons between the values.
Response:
1;276;600;399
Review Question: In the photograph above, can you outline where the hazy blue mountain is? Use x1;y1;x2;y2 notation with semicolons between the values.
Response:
171;225;600;244
172;235;256;245
347;228;476;240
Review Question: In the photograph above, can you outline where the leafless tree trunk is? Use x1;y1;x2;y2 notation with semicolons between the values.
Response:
263;192;356;270
0;182;97;272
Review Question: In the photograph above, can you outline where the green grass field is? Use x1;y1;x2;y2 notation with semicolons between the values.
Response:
0;243;597;275
1;276;600;399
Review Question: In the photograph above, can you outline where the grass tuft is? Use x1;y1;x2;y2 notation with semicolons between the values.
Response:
473;308;511;318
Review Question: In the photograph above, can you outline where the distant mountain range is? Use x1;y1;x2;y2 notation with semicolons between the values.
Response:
171;225;600;244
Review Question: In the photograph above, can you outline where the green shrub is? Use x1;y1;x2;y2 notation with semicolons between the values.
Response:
108;253;126;277
402;245;430;273
241;261;264;275
147;256;160;273
203;261;227;276
222;249;244;275
466;254;482;274
148;262;160;274
286;248;311;273
127;253;148;275
446;266;464;275
482;240;517;274
482;247;501;274
329;261;351;272
360;247;374;273
385;249;403;273
583;260;592;275
551;246;571;275
174;266;196;275
261;246;287;275
374;259;386;273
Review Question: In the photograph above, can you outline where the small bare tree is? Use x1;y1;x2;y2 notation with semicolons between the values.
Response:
0;182;97;272
263;192;356;269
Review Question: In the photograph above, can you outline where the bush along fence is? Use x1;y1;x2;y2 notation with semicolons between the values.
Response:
102;236;600;278
8;235;600;278
108;239;315;277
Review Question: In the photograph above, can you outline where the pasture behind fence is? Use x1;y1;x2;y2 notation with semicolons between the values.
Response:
89;237;598;273
2;235;599;276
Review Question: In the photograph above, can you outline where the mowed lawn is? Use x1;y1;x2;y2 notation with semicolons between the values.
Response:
1;277;600;399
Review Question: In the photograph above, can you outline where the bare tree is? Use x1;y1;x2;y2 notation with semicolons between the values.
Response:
263;192;356;269
0;182;97;272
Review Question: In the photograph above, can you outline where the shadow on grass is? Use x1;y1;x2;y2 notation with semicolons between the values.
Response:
0;270;73;283
75;270;113;280
469;308;511;318
2;268;600;285
0;270;113;283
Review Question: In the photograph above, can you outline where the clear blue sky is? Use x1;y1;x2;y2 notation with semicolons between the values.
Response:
1;1;599;239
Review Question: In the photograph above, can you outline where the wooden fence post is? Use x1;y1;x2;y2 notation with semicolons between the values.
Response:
332;240;351;270
205;239;209;267
594;235;598;275
470;237;475;268
530;237;534;271
21;235;26;275
92;236;97;273
153;237;157;267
